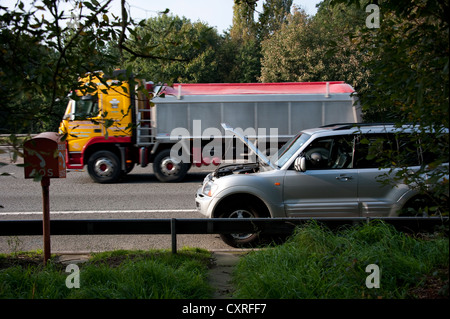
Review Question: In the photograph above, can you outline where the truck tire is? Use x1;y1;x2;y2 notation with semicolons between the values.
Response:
87;150;121;183
218;203;261;248
152;149;189;182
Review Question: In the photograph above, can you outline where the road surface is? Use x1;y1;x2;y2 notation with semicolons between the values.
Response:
0;156;232;253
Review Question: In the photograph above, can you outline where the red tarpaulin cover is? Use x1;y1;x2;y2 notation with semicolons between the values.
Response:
161;82;354;96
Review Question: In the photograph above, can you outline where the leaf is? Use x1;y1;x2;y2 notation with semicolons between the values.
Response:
30;23;42;29
360;138;370;144
83;1;95;11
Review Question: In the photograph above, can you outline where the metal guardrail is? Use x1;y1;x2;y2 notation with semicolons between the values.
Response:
0;217;448;253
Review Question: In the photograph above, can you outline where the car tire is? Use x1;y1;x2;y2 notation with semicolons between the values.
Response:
218;203;261;248
87;150;121;183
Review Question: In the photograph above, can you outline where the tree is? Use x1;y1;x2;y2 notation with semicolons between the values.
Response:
220;0;261;82
230;0;258;41
260;3;369;87
0;0;126;136
346;0;449;127
330;0;449;215
124;14;222;84
258;0;293;40
0;0;203;167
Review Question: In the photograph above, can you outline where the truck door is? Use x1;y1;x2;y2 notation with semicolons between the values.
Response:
283;135;359;217
100;89;132;138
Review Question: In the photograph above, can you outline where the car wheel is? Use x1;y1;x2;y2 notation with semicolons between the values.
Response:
87;150;121;183
219;203;261;248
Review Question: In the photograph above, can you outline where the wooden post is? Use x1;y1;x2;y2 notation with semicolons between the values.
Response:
41;177;51;265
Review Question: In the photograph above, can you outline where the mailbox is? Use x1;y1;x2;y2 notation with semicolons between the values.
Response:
24;132;66;179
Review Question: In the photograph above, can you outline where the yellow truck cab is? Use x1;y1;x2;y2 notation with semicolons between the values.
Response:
59;70;136;182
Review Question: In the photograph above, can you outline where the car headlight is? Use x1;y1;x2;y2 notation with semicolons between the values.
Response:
202;181;218;197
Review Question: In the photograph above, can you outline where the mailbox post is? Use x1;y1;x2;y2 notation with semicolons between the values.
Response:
24;132;66;265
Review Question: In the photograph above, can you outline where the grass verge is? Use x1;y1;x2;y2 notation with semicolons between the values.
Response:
232;221;449;299
0;247;213;299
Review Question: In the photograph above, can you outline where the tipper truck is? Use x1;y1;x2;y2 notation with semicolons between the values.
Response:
59;70;361;183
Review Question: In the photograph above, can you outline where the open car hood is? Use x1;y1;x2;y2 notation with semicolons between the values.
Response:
221;123;276;170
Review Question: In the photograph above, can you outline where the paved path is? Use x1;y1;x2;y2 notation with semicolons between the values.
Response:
208;252;242;299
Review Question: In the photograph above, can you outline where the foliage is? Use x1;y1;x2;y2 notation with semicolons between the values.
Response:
224;0;296;82
230;0;258;41
260;2;370;88
333;0;449;214
0;0;184;135
0;0;123;134
124;14;222;84
347;0;449;127
233;222;449;299
257;0;293;40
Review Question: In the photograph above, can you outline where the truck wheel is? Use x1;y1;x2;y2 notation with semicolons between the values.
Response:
218;203;261;248
153;149;189;182
87;150;121;183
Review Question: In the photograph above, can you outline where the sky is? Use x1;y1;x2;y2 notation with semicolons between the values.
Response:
1;0;322;34
121;0;322;34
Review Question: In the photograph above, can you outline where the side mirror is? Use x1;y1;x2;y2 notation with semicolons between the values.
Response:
294;156;306;172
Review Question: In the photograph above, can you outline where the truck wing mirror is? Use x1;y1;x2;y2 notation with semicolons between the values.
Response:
294;156;306;172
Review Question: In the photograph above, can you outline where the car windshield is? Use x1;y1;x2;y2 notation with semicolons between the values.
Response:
271;132;311;168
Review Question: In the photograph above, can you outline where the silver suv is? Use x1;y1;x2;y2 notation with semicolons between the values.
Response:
195;123;449;247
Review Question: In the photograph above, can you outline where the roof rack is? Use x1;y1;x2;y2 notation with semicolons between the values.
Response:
320;123;397;130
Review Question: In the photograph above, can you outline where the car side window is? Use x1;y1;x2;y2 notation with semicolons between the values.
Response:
302;135;354;170
354;133;421;169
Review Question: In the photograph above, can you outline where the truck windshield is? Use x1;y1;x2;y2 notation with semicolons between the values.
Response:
74;96;99;119
271;132;311;168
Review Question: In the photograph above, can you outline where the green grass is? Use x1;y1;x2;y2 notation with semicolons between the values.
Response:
1;223;448;299
232;221;449;299
0;247;213;299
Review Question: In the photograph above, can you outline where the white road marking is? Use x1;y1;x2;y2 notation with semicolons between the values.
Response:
0;209;198;216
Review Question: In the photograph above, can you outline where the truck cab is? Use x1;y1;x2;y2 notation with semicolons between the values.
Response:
59;71;135;182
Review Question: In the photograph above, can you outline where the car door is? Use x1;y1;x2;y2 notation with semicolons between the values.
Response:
283;134;359;217
354;133;420;216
